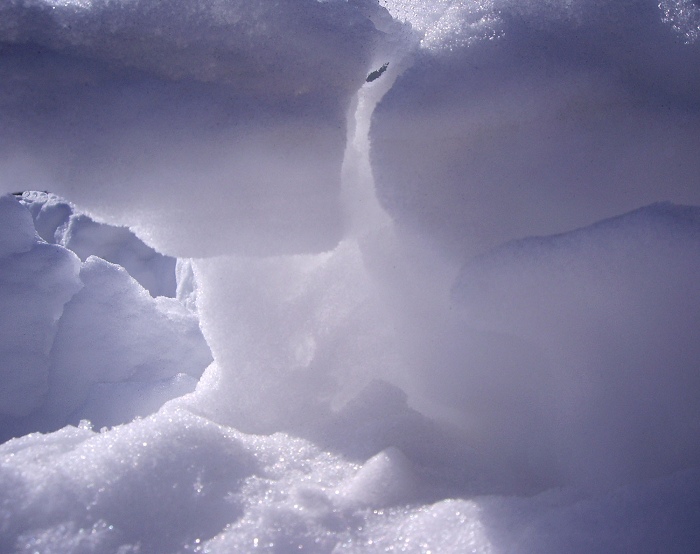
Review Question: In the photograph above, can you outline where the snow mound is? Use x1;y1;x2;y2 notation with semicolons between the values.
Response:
2;405;699;553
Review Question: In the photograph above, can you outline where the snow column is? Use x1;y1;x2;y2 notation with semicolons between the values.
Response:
186;12;414;434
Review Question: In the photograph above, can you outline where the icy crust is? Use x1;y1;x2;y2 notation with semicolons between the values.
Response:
1;406;699;553
372;0;700;259
453;203;700;489
0;0;403;257
0;195;211;441
41;256;212;429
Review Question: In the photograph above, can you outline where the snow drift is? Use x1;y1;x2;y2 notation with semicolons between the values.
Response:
1;0;700;552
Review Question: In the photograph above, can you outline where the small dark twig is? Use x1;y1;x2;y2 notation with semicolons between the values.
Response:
366;62;389;83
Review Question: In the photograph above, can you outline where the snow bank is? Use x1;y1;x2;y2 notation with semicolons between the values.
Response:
40;255;211;430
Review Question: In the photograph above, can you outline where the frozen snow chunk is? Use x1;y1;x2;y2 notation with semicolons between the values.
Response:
0;0;386;101
60;214;177;298
0;195;82;421
20;191;177;298
0;47;348;257
452;203;700;489
40;256;211;430
1;194;209;439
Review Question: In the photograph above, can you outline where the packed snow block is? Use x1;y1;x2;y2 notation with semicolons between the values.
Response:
41;256;212;430
20;192;177;297
372;0;700;259
0;195;82;420
0;0;393;257
452;203;700;489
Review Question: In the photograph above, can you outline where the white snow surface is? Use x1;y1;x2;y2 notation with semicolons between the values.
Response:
1;0;700;552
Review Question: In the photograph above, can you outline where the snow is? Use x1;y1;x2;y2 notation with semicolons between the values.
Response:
0;0;397;257
0;195;211;442
453;203;700;490
1;0;700;552
20;191;177;298
373;0;700;258
0;196;82;420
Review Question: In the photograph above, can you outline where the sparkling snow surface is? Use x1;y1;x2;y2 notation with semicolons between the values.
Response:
1;0;700;552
